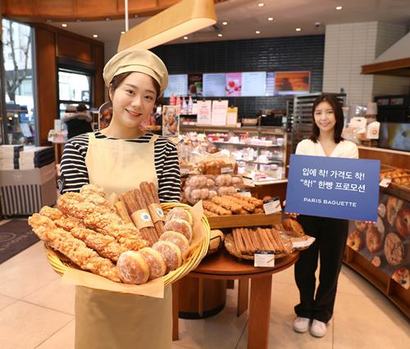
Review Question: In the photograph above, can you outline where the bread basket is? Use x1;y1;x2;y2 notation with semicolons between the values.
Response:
46;202;211;288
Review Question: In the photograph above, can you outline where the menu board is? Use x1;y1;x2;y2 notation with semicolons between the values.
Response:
188;74;203;97
203;73;226;97
225;72;242;96
265;72;275;96
164;74;188;97
275;71;310;95
241;72;266;96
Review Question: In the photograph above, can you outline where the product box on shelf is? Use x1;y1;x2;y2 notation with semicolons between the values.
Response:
0;162;57;216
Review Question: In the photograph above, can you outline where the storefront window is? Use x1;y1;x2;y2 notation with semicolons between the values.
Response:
1;19;36;145
58;69;91;118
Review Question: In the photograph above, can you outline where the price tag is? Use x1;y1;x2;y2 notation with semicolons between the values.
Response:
221;166;233;174
254;251;275;267
379;178;391;188
238;191;252;197
263;198;281;215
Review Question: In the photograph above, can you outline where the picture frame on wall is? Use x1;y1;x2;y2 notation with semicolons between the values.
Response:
162;105;179;136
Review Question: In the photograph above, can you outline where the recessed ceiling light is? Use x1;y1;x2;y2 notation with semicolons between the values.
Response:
258;2;264;7
296;28;302;32
105;18;111;21
256;30;261;34
183;36;188;40
61;23;67;27
222;21;228;25
92;34;98;38
121;31;125;34
217;33;223;37
268;17;274;21
134;14;138;18
336;5;343;10
46;19;52;23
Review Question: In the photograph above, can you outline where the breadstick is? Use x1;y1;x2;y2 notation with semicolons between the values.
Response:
133;188;158;244
140;182;165;236
114;201;132;224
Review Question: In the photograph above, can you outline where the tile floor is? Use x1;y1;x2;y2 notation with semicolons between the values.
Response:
0;240;409;349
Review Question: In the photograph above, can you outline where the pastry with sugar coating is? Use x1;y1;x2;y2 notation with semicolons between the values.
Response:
164;218;193;242
138;247;167;280
160;231;190;259
165;207;193;225
152;240;182;272
117;251;150;284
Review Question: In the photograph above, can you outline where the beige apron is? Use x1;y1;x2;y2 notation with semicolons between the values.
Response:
75;132;172;349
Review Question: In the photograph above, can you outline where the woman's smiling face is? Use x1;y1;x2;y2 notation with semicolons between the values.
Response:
109;72;157;132
314;101;336;134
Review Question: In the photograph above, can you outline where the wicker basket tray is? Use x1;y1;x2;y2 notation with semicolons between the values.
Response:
46;202;210;288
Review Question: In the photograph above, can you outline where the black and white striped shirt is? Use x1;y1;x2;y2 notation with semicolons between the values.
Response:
60;132;181;202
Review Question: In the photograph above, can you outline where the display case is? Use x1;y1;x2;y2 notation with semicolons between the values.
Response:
180;125;287;183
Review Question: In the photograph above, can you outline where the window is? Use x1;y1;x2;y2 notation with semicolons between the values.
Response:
58;68;92;118
1;19;36;145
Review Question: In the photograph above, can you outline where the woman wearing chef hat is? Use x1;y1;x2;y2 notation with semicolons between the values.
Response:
60;48;180;348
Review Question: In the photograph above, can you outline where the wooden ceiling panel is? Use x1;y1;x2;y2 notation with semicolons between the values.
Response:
75;0;118;18
35;0;74;17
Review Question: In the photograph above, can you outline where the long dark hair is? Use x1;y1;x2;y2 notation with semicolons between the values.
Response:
109;72;161;102
310;93;344;143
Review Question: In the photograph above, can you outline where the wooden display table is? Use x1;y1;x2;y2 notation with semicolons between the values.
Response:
173;249;299;349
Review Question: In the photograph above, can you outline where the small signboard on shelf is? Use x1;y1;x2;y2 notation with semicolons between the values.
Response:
285;155;380;221
211;100;229;126
196;100;212;125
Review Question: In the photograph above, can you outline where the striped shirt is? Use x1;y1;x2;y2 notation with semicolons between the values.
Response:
59;131;181;202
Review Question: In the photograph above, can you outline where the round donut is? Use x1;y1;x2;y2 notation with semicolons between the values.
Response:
152;241;182;272
371;256;381;267
384;232;404;266
163;218;193;242
395;208;410;239
160;231;190;259
347;230;362;251
366;225;382;253
377;203;386;218
165;207;193;225
376;216;385;235
386;197;403;226
117;251;149;284
354;221;368;233
391;268;410;290
138;247;167;280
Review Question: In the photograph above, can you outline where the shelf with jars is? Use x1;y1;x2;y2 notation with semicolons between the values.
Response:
179;125;287;184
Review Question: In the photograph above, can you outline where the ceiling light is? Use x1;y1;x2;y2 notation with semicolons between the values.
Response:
93;34;98;38
121;31;125;34
46;19;52;23
184;36;188;40
296;28;302;32
217;33;223;37
222;21;228;25
336;5;343;10
258;2;264;7
256;30;261;34
118;0;217;51
268;17;274;21
134;14;139;18
105;18;111;21
61;23;67;28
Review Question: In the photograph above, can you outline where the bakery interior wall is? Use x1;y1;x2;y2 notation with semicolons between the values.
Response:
323;21;410;106
32;24;104;145
152;35;325;117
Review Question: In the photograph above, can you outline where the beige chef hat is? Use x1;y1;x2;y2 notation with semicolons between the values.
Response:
103;48;168;94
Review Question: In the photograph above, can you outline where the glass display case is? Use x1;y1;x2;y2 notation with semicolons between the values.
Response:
180;125;287;183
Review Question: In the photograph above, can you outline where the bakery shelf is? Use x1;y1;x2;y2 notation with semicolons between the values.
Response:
211;141;283;149
207;213;282;229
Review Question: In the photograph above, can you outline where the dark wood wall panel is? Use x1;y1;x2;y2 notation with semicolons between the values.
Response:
35;27;57;145
33;25;104;145
93;45;105;107
57;34;93;63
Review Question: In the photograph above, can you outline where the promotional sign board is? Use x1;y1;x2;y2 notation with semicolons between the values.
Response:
285;155;380;221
